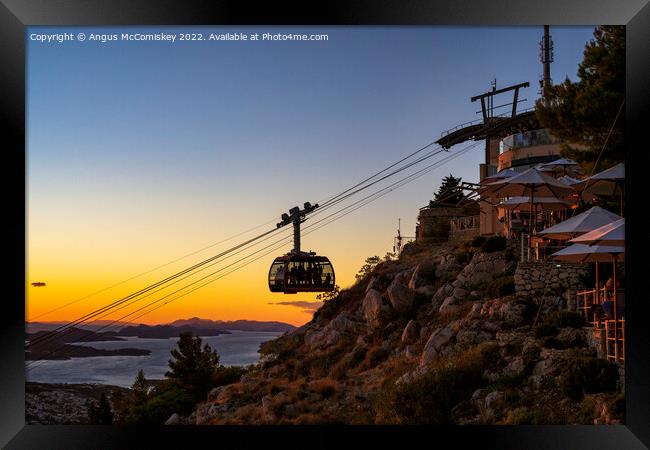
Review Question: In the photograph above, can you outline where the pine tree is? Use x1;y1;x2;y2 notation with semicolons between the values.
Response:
355;255;382;281
131;369;149;404
535;26;625;172
88;392;114;424
432;174;464;207
165;332;220;401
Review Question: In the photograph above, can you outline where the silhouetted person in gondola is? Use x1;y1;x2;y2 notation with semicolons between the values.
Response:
297;264;305;285
315;265;323;285
324;273;331;286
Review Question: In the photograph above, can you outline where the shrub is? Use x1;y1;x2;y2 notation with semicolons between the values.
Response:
504;407;558;425
363;345;391;369
329;357;350;380
535;324;559;338
542;311;586;329
559;355;620;401
212;365;248;388
471;235;487;247
484;275;515;298
480;235;507;253
350;346;368;368
310;379;337;398
375;343;497;424
541;336;564;349
608;393;626;421
259;332;304;359
309;343;349;377
455;250;471;265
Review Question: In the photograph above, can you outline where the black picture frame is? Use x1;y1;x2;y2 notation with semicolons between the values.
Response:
1;1;648;448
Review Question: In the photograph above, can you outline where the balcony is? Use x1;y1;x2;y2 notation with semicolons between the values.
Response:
497;128;561;172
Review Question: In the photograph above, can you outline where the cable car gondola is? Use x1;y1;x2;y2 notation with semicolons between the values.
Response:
268;202;336;294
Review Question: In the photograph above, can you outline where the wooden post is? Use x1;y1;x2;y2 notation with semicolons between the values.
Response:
612;255;619;362
595;262;599;304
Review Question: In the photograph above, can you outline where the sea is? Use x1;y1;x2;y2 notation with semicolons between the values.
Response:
26;330;282;388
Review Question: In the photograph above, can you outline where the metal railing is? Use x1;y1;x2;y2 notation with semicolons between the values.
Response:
575;287;625;364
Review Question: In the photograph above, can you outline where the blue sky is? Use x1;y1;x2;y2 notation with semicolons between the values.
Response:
26;26;597;324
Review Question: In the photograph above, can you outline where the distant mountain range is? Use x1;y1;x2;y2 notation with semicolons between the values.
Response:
26;318;296;335
26;321;136;334
25;318;296;360
113;324;230;339
168;317;296;333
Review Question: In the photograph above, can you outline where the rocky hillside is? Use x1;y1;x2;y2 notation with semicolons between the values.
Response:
169;237;624;425
26;382;130;424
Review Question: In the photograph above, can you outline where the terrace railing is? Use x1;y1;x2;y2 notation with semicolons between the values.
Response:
575;287;626;364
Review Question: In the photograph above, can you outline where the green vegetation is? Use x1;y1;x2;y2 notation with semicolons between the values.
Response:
535;324;559;338
471;235;487;247
541;311;586;329
480;235;507;253
166;332;222;401
558;351;619;401
484;275;515;298
504;406;559;425
454;250;471;265
87;392;114;424
112;332;250;424
374;342;499;424
536;26;625;171
355;255;382;282
259;331;304;360
431;174;464;207
315;284;341;302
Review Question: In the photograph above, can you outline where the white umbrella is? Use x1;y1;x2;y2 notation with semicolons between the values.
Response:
569;218;624;247
550;243;624;263
557;175;582;185
484;168;575;249
497;196;572;212
484;167;575;199
534;163;555;172
538;158;579;176
480;168;517;185
574;163;625;215
537;206;621;240
560;216;625;362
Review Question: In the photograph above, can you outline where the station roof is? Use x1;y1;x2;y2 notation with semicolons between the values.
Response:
436;110;539;149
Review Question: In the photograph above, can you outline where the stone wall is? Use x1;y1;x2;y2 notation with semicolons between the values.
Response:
514;261;590;309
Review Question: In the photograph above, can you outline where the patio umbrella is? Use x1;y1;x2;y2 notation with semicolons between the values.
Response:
550;243;624;263
497;196;571;212
562;219;625;362
538;158;579;176
533;163;555;173
569;218;625;247
550;242;624;302
537;206;621;240
557;175;582;186
574;163;625;215
484;168;575;247
480;168;517;185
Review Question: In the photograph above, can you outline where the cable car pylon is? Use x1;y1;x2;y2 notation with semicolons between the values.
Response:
268;202;335;294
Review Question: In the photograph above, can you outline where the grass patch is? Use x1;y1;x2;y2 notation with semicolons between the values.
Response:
471;236;487;247
484;275;515;298
374;342;499;424
541;311;586;329
480;235;507;253
559;352;620;401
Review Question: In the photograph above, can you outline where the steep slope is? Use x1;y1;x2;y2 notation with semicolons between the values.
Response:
172;238;624;425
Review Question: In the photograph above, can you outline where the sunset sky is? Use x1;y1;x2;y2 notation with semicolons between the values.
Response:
27;26;595;326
